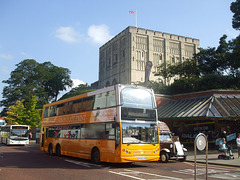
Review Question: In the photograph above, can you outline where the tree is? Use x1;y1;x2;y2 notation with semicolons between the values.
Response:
59;84;96;101
231;0;240;30
154;62;175;85
1;59;40;108
39;62;73;102
6;96;41;127
227;35;240;76
133;80;167;94
168;59;200;79
152;2;240;95
194;47;220;75
24;95;41;127
6;99;26;125
215;34;231;75
1;59;73;110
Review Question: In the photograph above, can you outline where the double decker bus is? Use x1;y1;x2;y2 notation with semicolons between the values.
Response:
1;125;29;145
40;84;159;163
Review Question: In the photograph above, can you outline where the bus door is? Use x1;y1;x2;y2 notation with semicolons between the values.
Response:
41;127;48;149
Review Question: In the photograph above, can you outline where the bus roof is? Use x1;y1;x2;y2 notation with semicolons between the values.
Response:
43;84;152;108
2;125;29;127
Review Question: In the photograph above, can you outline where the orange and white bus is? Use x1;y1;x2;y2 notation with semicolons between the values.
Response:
40;84;159;164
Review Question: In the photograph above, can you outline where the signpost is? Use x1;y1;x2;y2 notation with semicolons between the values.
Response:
194;133;208;180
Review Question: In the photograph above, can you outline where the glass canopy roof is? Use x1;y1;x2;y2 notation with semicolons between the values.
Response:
158;95;240;119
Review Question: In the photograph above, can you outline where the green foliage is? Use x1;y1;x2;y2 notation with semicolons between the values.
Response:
167;75;240;95
227;35;240;76
133;81;167;94
39;62;73;102
6;99;25;125
231;0;240;30
154;33;240;95
24;95;41;127
59;89;97;101
1;59;73;109
154;62;173;85
59;84;97;100
6;96;41;127
170;59;200;78
167;77;199;95
194;47;220;75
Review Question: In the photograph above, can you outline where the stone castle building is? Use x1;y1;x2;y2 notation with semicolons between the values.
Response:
98;26;200;88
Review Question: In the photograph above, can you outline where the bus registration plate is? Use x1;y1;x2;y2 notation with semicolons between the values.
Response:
138;157;146;160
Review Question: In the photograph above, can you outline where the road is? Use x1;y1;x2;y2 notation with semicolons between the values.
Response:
0;143;240;180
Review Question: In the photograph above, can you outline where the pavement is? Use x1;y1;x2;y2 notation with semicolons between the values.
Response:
186;149;240;167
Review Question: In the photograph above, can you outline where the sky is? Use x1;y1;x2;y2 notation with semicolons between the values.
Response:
0;0;239;109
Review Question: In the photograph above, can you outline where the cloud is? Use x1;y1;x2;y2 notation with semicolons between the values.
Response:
0;54;13;60
65;78;85;92
21;52;33;59
88;24;113;44
57;78;85;99
72;78;85;88
54;24;112;45
55;26;82;43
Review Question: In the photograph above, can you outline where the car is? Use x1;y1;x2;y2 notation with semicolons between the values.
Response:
158;121;187;163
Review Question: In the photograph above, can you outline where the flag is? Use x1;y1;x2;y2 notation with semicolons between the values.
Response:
129;10;137;28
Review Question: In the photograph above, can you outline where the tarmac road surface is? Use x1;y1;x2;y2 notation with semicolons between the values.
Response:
0;142;240;180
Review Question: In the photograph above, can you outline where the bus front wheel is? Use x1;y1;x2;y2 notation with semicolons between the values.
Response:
91;148;100;164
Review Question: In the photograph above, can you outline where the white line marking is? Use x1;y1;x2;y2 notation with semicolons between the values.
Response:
109;171;145;180
65;159;91;168
61;156;110;169
109;169;182;180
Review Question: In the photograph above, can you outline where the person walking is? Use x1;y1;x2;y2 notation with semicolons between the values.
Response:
29;132;32;141
236;133;240;158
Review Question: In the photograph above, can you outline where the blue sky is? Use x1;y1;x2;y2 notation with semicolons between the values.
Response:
0;0;238;108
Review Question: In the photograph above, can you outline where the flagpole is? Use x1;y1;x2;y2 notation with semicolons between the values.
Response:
129;10;137;27
135;9;137;28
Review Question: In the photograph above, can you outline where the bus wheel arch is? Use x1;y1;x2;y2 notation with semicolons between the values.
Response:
48;143;53;156
56;144;61;157
91;147;100;164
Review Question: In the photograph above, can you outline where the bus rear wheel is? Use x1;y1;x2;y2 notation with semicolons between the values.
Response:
56;144;61;157
48;144;53;156
91;148;100;164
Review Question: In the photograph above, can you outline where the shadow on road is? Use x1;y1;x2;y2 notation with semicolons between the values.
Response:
0;144;152;170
